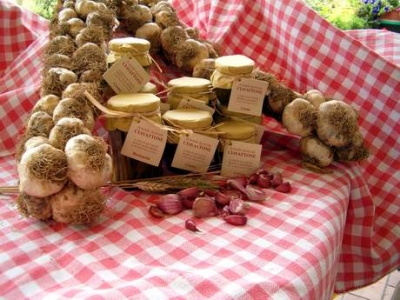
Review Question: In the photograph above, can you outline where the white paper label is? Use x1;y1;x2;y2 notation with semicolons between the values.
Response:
171;133;219;173
177;98;215;115
103;56;149;94
121;118;167;166
220;140;262;177
228;78;269;116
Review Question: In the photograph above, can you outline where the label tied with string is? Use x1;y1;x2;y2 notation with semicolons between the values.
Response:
221;140;262;177
172;132;219;173
121;117;168;167
228;78;269;116
103;56;149;94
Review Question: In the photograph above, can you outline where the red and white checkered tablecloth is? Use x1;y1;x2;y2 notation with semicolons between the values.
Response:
1;0;400;299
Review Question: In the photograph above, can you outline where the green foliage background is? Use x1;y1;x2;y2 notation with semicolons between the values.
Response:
33;0;398;30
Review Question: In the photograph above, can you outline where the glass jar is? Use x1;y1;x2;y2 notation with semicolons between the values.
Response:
161;108;215;174
107;37;152;73
166;76;213;109
214;120;257;162
215;102;264;125
106;93;163;182
210;54;255;106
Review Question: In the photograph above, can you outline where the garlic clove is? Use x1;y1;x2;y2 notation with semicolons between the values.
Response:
226;177;248;194
274;182;291;193
177;186;200;200
221;205;232;219
245;184;267;201
157;194;183;215
248;172;259;185
181;197;195;209
192;196;219;218
148;205;165;218
224;214;248;226
185;219;202;232
214;191;231;206
229;198;250;215
257;173;272;188
271;172;283;187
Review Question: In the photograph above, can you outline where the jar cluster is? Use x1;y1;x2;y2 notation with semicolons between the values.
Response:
105;39;273;182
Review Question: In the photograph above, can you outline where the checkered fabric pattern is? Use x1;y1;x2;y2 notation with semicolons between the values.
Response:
0;0;399;299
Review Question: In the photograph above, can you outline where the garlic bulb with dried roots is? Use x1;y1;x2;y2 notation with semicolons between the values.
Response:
32;94;60;116
135;22;162;53
334;129;369;162
51;181;106;225
16;192;52;221
316;100;359;147
41;67;78;96
282;98;316;137
300;135;334;168
53;97;95;131
18;143;68;197
15;136;50;163
65;134;112;190
304;89;325;108
25;111;55;138
49;117;92;150
175;39;210;74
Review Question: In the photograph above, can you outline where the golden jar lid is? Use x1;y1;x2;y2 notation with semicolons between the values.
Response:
162;108;213;130
214;55;255;75
167;76;211;94
106;93;161;132
107;93;160;113
215;120;256;141
108;37;151;53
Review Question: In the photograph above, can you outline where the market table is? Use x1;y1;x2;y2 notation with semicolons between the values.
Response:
1;0;400;299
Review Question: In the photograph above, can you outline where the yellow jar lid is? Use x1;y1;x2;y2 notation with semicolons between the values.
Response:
107;93;160;114
215;120;256;140
108;37;151;53
214;55;255;75
162;108;213;129
168;76;211;94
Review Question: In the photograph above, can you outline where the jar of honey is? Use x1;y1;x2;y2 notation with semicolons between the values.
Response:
210;54;255;106
161;108;217;174
106;93;163;182
166;76;213;109
107;37;152;73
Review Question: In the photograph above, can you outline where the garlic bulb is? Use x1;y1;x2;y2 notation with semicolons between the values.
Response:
315;100;358;147
304;89;325;108
282;98;316;137
18;144;68;197
65;134;112;190
300;135;334;168
51;182;106;224
48;117;91;150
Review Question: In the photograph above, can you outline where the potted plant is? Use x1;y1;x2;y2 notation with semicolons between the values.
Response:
357;0;400;31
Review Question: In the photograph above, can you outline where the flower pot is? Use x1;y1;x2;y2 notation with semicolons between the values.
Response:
379;8;400;21
378;19;400;32
378;8;400;32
